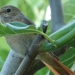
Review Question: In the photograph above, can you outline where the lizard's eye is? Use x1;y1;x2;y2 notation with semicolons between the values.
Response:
6;9;11;13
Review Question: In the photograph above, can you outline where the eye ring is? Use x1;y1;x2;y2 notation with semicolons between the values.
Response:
6;9;11;13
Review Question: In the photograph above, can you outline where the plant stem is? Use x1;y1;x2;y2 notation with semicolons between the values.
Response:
50;20;75;40
50;0;64;32
40;32;56;46
41;28;75;52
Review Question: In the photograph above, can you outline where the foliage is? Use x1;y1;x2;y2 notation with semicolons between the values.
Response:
0;0;75;75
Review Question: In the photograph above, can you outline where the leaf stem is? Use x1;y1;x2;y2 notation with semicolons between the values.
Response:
41;27;75;52
33;29;56;47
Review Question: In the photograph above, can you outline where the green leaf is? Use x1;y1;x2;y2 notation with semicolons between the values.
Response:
0;57;4;71
0;22;55;45
63;0;75;23
60;47;75;71
0;22;38;36
6;22;36;30
34;67;49;75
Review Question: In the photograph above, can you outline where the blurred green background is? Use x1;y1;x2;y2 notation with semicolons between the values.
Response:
0;0;75;75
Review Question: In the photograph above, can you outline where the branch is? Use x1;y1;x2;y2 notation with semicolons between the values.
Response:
24;59;45;75
0;50;23;75
15;20;48;75
50;0;64;32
